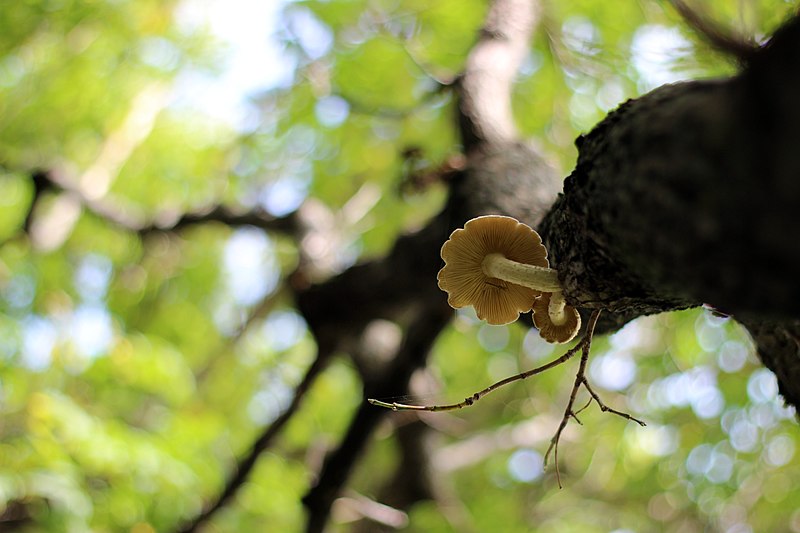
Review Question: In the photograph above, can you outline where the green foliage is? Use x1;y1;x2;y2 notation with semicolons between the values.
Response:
1;0;799;532
0;171;33;240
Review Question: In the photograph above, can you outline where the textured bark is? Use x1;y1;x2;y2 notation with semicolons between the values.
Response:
539;13;800;407
541;77;800;318
737;318;800;408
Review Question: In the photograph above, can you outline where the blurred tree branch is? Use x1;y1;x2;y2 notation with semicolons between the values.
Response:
21;169;298;239
300;0;558;530
177;351;331;533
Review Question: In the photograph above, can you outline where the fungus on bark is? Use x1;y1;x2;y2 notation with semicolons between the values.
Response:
532;292;581;343
437;215;550;325
437;215;580;341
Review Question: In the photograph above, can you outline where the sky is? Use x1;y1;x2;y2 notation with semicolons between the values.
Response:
174;0;297;129
171;0;690;127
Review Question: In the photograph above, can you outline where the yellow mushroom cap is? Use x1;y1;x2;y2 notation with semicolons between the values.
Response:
437;215;548;325
532;292;581;343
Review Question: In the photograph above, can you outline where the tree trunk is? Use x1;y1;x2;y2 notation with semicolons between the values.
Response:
538;13;800;408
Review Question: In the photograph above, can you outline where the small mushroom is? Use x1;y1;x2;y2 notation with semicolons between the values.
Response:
532;292;581;343
437;215;559;325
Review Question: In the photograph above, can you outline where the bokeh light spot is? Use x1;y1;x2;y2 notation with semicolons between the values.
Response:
507;449;543;483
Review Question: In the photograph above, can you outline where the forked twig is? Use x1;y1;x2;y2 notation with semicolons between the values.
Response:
582;379;646;427
543;310;645;487
543;310;600;488
370;309;646;488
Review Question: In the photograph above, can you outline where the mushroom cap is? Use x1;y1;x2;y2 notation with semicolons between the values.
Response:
532;293;581;343
437;215;549;325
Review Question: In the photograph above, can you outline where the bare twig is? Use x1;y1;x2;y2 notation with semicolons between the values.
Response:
581;379;646;427
543;310;646;488
543;310;601;488
368;336;586;412
370;309;642;489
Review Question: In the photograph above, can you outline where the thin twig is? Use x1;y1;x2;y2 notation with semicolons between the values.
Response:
370;308;645;488
543;309;648;487
368;337;587;412
543;310;601;488
581;379;646;427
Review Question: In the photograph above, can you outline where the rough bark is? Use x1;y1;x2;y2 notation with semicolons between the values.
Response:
539;13;800;405
540;78;799;318
737;318;800;408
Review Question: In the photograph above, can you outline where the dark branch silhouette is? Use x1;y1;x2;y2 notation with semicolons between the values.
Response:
177;350;331;533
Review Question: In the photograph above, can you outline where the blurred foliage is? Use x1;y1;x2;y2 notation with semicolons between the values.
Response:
0;0;799;532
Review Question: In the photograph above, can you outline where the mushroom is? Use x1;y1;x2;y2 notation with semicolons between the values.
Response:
532;292;581;343
437;215;562;326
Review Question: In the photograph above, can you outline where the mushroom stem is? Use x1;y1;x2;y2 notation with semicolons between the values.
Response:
481;253;563;292
548;292;568;325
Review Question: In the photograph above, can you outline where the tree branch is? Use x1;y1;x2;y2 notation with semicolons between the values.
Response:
176;349;332;533
458;0;542;148
138;204;298;235
368;338;586;411
296;2;560;529
668;0;758;62
302;305;452;533
21;169;298;238
539;14;800;407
